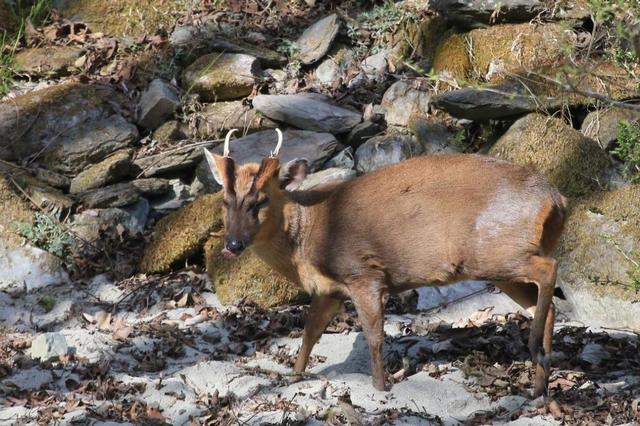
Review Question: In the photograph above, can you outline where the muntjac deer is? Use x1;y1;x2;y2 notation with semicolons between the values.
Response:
204;128;567;396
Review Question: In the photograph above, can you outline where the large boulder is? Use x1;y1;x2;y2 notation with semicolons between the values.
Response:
134;141;218;177
252;94;361;133
557;185;640;329
137;79;180;131
0;82;127;162
204;238;301;308
296;14;340;65
489;113;610;197
181;53;260;102
139;193;223;274
41;114;138;175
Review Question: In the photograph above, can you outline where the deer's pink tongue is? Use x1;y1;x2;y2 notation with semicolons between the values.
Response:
221;248;237;259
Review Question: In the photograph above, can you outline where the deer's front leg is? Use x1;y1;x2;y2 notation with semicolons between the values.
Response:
350;279;386;391
294;295;343;373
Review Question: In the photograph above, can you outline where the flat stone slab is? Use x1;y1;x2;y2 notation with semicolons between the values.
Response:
297;14;340;65
253;94;361;133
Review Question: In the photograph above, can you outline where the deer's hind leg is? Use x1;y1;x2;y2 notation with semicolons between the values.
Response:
497;255;557;397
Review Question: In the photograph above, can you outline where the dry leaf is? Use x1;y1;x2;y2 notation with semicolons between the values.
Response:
146;406;165;421
94;311;112;331
548;400;563;420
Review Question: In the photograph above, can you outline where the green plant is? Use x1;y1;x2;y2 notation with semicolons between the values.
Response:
38;294;56;312
8;0;53;28
613;120;640;183
0;31;18;96
15;212;74;258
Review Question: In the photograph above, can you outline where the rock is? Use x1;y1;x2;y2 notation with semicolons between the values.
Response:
433;23;569;82
193;101;277;139
0;244;69;295
428;0;547;28
297;14;339;65
387;16;449;72
2;367;53;391
324;147;355;169
30;332;69;361
78;182;140;208
381;80;430;127
151;120;188;143
72;199;149;243
181;53;260;102
131;178;171;198
0;162;73;218
137;79;180;130
69;149;136;194
205;237;301;308
410;117;462;155
170;25;286;68
581;107;640;150
361;52;388;81
263;68;288;92
298;167;356;190
13;45;83;76
41;114;138;175
489;113;610;197
148;179;193;212
61;329;115;364
206;129;338;172
0;83;127;162
253;94;361;133
59;0;188;38
194;160;221;194
134;141;217;177
347;121;384;148
140;193;222;273
557;185;640;329
315;58;342;85
33;168;70;190
355;133;423;174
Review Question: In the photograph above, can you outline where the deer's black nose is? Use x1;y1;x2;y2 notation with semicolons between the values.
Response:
226;239;245;254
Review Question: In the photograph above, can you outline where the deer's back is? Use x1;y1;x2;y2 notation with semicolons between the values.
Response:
305;154;565;289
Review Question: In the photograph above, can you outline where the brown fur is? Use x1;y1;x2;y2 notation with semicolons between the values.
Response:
212;153;567;396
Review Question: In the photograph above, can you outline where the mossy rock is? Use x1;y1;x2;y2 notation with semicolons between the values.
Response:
388;16;448;71
204;237;302;308
556;185;640;327
432;33;471;81
13;46;83;76
139;192;223;273
69;149;134;194
0;175;34;246
468;23;568;82
59;0;188;38
489;113;610;197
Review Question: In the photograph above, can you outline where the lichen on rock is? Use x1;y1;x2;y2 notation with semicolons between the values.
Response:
204;237;301;308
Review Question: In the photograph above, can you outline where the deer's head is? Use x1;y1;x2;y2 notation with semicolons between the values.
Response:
204;129;308;258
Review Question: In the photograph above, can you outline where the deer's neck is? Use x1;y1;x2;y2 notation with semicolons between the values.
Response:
251;200;308;284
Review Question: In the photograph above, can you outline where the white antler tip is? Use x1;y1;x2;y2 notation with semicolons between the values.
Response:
271;128;283;158
223;128;238;157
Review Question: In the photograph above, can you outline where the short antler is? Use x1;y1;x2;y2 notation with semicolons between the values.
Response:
270;128;283;158
224;129;238;157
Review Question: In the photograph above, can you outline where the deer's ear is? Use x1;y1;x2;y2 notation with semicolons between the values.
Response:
280;158;309;191
253;157;280;191
204;148;235;190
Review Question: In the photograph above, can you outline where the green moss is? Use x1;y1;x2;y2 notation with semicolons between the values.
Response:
69;149;132;194
205;237;302;308
388;16;447;70
181;53;257;102
13;45;82;76
139;192;224;274
432;33;471;81
489;113;610;197
558;185;640;301
60;0;186;38
468;23;568;82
